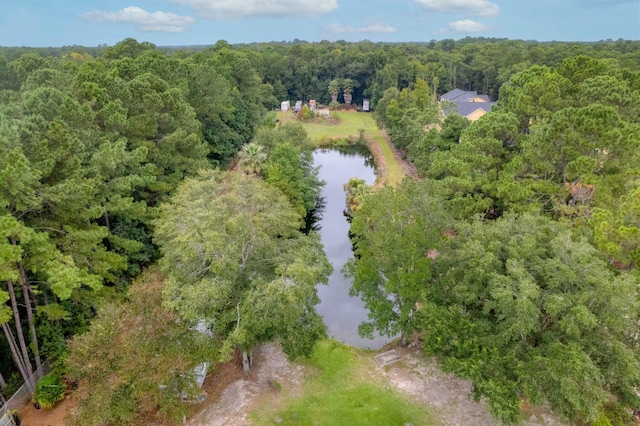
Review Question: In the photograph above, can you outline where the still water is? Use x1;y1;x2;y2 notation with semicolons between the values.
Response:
312;148;392;350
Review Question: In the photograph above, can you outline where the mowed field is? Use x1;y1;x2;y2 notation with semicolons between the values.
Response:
276;110;406;187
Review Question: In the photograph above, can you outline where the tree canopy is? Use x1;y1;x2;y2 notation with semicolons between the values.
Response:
417;213;640;423
155;171;331;361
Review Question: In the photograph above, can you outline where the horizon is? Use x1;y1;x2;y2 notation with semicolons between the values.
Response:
2;37;638;50
1;0;638;48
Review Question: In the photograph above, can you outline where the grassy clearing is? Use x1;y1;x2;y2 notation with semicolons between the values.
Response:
277;110;373;140
250;340;435;426
276;111;405;187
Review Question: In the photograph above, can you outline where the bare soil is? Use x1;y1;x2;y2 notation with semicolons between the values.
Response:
187;343;306;426
17;386;83;426
381;344;566;426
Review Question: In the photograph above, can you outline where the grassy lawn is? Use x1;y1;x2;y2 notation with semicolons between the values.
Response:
250;340;435;426
276;111;405;187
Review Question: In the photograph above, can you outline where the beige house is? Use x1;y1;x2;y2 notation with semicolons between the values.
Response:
440;89;495;121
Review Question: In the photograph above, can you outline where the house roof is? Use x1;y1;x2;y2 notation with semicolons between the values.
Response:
440;88;469;101
443;102;496;118
441;89;491;103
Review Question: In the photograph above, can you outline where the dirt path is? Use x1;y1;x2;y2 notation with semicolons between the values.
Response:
187;342;565;426
187;343;306;426
380;345;566;426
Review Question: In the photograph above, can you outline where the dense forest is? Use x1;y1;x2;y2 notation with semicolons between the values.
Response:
1;37;639;424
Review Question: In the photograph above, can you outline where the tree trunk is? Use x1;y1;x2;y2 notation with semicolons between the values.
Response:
16;256;41;370
242;351;250;373
7;278;33;377
0;369;6;389
400;332;408;347
21;280;41;370
2;322;29;385
344;93;352;105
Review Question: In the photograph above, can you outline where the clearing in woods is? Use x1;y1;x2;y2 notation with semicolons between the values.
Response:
276;110;413;187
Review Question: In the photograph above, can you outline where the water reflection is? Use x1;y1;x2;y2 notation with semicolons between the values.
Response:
312;148;392;350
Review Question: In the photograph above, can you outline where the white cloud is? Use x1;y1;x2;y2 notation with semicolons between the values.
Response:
81;6;195;32
170;0;338;20
448;19;492;33
327;22;397;34
413;0;499;17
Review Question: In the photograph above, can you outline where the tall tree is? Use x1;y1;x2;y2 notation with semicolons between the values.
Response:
155;171;331;367
346;179;451;343
418;213;640;423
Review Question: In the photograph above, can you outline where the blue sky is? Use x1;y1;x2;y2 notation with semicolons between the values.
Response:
1;0;638;47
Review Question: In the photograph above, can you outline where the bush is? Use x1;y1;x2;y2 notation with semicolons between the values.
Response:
296;104;314;121
33;374;65;409
329;101;341;110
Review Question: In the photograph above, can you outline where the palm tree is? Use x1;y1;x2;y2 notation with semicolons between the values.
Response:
342;78;356;105
328;79;340;103
238;142;267;176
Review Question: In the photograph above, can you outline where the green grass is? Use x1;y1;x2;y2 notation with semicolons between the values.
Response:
277;110;373;140
368;130;404;187
276;111;406;187
251;340;435;426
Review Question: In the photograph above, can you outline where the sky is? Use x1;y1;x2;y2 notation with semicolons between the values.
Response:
0;0;638;47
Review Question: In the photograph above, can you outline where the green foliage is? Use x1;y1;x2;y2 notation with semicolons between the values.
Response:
346;179;451;341
591;185;640;268
66;269;214;425
238;142;267;176
498;65;570;132
264;142;323;217
408;112;470;172
155;171;331;361
594;404;635;426
417;213;640;423
33;373;65;409
425;111;520;219
296;104;314;121
343;178;371;214
375;79;440;152
328;79;340;98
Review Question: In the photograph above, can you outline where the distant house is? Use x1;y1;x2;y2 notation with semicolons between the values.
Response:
293;100;303;113
281;100;290;112
440;89;495;121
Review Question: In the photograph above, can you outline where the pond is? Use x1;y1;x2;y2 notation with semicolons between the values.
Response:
312;147;393;350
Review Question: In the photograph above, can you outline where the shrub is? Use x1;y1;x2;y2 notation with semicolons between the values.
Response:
33;374;65;409
296;104;314;121
328;101;341;110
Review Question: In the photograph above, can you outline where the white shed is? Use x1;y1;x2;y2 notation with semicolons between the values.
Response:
281;101;290;112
